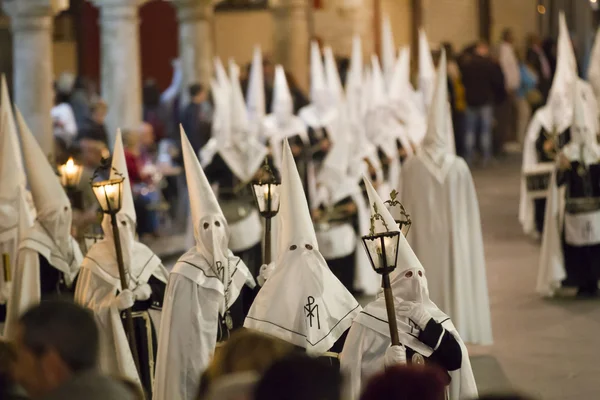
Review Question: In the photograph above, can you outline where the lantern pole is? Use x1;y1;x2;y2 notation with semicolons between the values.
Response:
109;208;141;375
253;160;281;266
91;166;141;377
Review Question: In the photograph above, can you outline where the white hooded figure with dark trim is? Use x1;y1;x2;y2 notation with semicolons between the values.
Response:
196;58;268;290
153;126;256;400
75;130;169;396
244;140;361;356
537;79;600;297
4;109;82;338
340;176;477;400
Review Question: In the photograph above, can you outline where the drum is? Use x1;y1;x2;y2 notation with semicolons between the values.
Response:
220;196;256;225
315;222;357;260
524;163;554;199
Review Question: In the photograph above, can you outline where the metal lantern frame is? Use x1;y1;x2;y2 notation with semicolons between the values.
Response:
89;163;141;377
360;201;402;346
251;161;281;219
252;160;281;265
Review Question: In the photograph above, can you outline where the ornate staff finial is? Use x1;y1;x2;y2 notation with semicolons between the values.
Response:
369;202;390;236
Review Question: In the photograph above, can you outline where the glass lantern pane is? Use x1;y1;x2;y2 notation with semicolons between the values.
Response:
384;233;400;268
93;180;123;213
268;183;281;213
362;236;385;271
252;183;268;213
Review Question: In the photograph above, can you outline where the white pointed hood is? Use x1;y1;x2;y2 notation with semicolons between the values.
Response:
229;59;250;136
369;55;387;110
324;46;345;105
110;130;136;225
16;107;81;282
381;15;396;84
1;75;26;200
419;50;455;182
299;41;338;129
214;57;231;95
346;35;363;96
562;80;600;164
418;28;436;110
310;41;328;104
90;130;158;280
246;45;265;134
244;140;361;354
278;140;318;253
587;27;600;107
272;65;293;110
541;12;578;133
17;109;69;219
389;46;412;101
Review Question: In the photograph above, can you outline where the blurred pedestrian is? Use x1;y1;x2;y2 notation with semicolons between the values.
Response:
497;29;521;147
360;365;447;400
12;300;135;399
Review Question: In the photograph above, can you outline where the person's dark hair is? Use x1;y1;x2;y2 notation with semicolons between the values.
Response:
254;353;342;400
54;91;71;106
502;28;513;42
19;300;99;372
360;365;447;400
189;83;205;98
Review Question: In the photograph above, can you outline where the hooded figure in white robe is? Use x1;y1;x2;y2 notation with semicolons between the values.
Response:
340;177;478;400
299;42;340;209
520;12;598;236
75;131;169;394
244;141;361;354
263;65;309;173
0;77;35;319
380;15;396;86
537;80;600;297
344;37;384;296
365;55;403;199
418;29;436;115
153;127;255;400
388;47;427;149
401;51;492;345
4;110;82;337
199;58;268;278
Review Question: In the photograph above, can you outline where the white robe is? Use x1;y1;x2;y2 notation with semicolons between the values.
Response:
340;310;478;400
4;223;82;338
401;155;493;345
153;249;255;400
75;243;168;385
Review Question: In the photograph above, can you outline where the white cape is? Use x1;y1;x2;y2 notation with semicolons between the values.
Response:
340;308;478;400
75;242;168;385
153;248;255;400
4;223;82;338
536;168;567;297
401;155;493;345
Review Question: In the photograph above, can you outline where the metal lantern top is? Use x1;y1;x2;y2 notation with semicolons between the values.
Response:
361;202;400;275
385;189;412;237
91;163;125;214
58;157;83;189
252;160;281;219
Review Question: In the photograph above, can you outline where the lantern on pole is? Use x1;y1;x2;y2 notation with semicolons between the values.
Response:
58;157;84;209
90;164;141;375
361;202;401;346
252;160;281;265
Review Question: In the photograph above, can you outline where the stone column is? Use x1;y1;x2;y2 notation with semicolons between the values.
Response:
3;0;68;160
170;0;215;106
93;0;147;148
272;0;310;93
